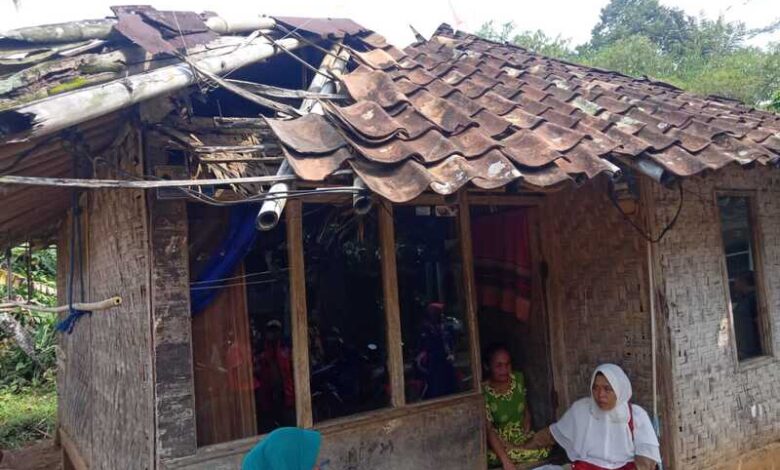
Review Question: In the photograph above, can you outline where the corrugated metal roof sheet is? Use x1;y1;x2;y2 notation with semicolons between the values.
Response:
265;25;780;202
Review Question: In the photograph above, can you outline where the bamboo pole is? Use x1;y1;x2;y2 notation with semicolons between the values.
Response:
2;36;302;142
0;296;121;313
0;15;276;44
0;170;352;189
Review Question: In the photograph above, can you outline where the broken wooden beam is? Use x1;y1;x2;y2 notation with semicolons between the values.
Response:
0;36;302;142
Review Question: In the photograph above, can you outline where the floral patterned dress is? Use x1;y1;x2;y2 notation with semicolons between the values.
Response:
483;371;551;467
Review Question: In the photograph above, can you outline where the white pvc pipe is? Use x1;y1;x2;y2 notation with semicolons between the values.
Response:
204;15;276;34
256;44;351;231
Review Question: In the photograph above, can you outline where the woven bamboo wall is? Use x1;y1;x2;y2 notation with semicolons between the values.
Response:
650;166;780;470
540;177;655;412
56;128;155;468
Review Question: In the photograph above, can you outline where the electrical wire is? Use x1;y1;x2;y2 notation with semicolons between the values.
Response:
189;267;290;286
190;278;279;291
608;180;684;244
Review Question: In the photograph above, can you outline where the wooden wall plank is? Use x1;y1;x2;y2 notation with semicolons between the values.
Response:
85;127;155;469
191;264;257;445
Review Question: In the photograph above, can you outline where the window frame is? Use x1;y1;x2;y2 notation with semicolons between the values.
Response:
714;189;775;365
283;192;485;428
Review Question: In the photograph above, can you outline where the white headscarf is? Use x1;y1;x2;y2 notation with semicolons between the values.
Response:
550;364;661;469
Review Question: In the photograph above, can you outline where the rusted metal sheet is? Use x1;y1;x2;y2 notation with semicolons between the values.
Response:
273;17;367;38
264;114;347;154
112;6;217;56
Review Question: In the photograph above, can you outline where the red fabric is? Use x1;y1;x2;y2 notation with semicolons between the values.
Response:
254;341;295;410
572;462;636;470
471;209;532;321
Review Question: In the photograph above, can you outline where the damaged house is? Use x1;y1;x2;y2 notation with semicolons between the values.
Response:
0;7;779;470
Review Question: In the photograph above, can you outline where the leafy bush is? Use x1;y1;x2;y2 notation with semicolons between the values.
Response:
0;310;57;392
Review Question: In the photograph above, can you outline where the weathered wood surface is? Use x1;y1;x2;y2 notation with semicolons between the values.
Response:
57;205;93;466
163;394;485;470
146;129;198;460
639;175;678;470
377;200;405;407
286;200;313;428
192;263;257;446
458;192;483;390
56;127;155;469
85;129;154;469
60;428;89;470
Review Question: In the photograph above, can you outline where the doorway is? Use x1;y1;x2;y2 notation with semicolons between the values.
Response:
471;205;555;428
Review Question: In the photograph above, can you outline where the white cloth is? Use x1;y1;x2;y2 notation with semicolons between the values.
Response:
549;364;661;469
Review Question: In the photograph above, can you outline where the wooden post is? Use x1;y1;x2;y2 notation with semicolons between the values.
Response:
145;129;198;459
457;192;482;389
378;200;406;407
286;200;313;428
639;175;679;470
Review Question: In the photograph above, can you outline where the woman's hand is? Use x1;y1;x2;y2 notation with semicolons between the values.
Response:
634;456;657;470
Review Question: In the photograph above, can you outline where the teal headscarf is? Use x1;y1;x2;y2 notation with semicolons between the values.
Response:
242;427;322;470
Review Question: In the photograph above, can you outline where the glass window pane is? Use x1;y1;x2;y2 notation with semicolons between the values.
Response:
190;205;296;446
303;204;389;422
717;196;764;361
244;214;296;434
395;205;473;403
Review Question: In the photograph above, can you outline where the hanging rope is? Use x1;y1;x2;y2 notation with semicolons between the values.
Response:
56;159;91;333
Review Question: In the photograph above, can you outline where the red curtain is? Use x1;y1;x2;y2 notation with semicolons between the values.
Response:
471;209;532;322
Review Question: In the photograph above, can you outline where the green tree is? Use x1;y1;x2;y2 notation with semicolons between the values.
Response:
589;0;693;54
582;35;676;79
511;30;574;59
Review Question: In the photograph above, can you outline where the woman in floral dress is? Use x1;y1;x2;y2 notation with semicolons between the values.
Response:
483;343;551;469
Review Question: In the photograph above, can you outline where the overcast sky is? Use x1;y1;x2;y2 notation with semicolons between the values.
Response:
1;0;778;48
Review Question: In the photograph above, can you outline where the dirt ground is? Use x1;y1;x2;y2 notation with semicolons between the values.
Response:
0;440;60;470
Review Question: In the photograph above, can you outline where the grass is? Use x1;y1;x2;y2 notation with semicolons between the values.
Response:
0;388;56;449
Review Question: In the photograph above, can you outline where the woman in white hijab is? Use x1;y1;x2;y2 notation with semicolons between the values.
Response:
521;364;661;470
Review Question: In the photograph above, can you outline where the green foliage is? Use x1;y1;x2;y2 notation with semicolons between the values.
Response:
590;0;693;54
476;20;517;43
771;90;780;111
581;35;676;79
0;310;57;391
512;30;574;60
0;388;57;449
0;245;58;448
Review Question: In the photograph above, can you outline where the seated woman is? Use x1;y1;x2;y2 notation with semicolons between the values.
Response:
522;363;661;470
483;343;551;469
